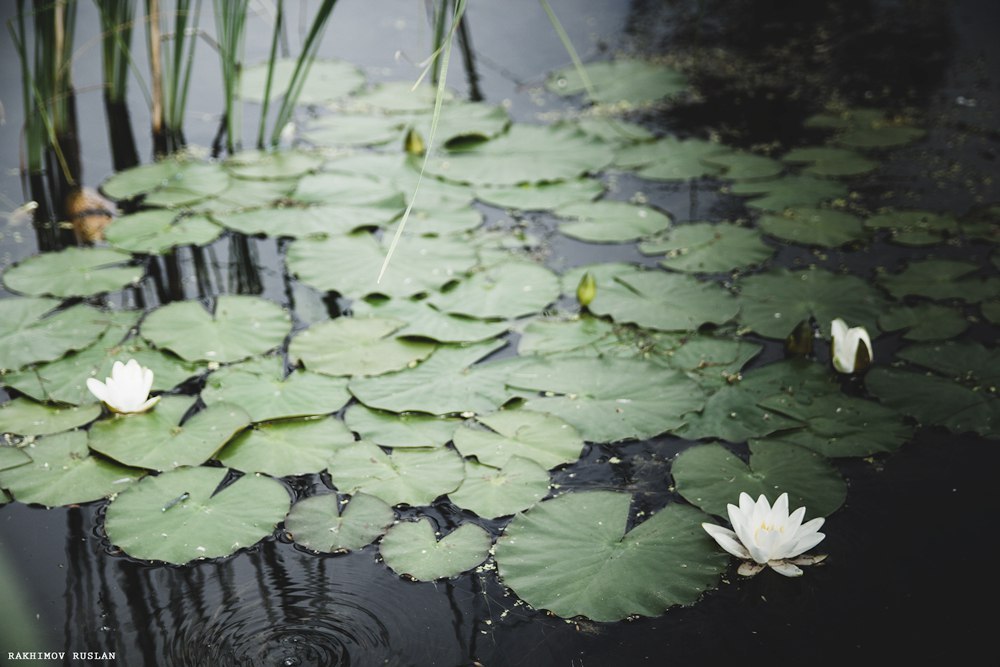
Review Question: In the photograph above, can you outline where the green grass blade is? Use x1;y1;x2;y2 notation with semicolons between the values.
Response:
538;0;594;99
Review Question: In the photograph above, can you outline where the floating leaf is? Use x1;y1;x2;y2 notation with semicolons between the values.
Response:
896;341;1000;386
615;137;729;181
225;150;323;180
547;59;687;105
703;152;784;181
475;179;604;211
218;417;355;477
574;118;655;144
240;58;365;104
878;304;969;341
327;441;464;506
406;101;510;145
449;457;549;518
202;361;351;421
384;207;484;237
304;113;402;146
452;409;584;470
104;466;290;564
507;356;706;443
737;268;886;339
639;222;773;274
105;210;223;254
343;404;459;448
782;146;877;177
423;124;615;186
0;431;143;507
757;207;867;247
380;519;491;581
864;210;959;246
101;160;229;207
982;299;1000;325
516;316;617;356
429;261;561;320
0;298;109;372
88;396;251;471
189;178;294;215
878;259;1000;302
554;201;672;242
215;201;400;239
285;492;394;552
344;81;453;113
3;247;140;298
672;440;847;519
729;175;848;212
289;317;435;378
0;398;101;436
496;491;726;622
292;172;405;207
351;297;509;343
141;295;291;364
805;108;925;149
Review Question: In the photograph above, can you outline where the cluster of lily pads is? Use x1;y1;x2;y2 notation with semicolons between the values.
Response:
1;56;998;623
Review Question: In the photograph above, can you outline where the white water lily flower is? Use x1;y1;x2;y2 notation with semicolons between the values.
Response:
86;359;160;414
830;317;873;374
702;492;827;577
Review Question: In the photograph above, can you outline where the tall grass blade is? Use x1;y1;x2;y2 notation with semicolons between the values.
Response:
256;0;283;149
538;0;595;99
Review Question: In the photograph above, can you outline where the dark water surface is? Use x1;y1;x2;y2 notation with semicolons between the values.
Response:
2;1;1000;665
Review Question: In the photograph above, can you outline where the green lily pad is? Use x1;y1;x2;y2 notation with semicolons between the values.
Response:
217;417;356;477
240;58;365;104
304;113;404;147
516;316;617;356
0;298;109;372
343;404;459;448
615;137;730;181
574;118;655;144
327;441;465;506
380;519;491;581
287;232;478;299
141;295;291;364
188;178;294;215
896;341;1000;386
496;491;726;622
0;431;143;507
88;396;251;470
452;409;584;470
225;149;323;180
737;268;886;339
423;124;615;186
782;146;878;177
216;201;400;239
675;383;802;442
100;159;231;207
351;297;509;344
672;440;847;520
429;261;560;320
3;247;140;298
982;299;1000;325
202;362;351;422
878;304;969;341
0;445;31;472
758;207;867;247
507;356;706;443
289;317;435;377
864;210;958;246
285;492;395;553
384;207;484;237
406;101;510;145
878;259;1000;303
806;108;925;149
0;398;101;436
546;59;687;106
729;175;848;212
449;457;549;518
104;465;290;564
703;152;784;181
475;179;604;211
667;335;762;385
105;210;223;255
555;201;672;242
348;340;515;416
292;172;405;207
639;222;773;274
343;81;454;113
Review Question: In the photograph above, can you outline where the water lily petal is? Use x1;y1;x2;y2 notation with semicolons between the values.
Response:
789;530;825;558
789;553;828;566
771;493;790;526
784;506;807;536
737;561;765;577
86;378;109;404
702;523;751;559
768;560;803;577
135;395;162;414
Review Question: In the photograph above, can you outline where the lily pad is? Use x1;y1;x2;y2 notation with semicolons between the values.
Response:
189;178;294;215
285;492;394;553
225;149;323;180
429;261;561;320
406;101;510;145
475;179;604;211
101;160;229;207
343;404;459;449
423;124;615;186
729;175;848;212
104;210;223;254
615;137;729;181
380;519;491;581
672;440;847;520
805;108;925;149
240;58;365;104
327;441;465;506
0;398;101;436
287;232;478;299
737;268;886;339
507;356;706;443
758;207;867;247
343;81;453;113
496;491;726;622
878;304;969;341
675;383;802;442
217;417;356;477
289;317;435;377
292;172;405;208
202;362;351;422
452;409;584;470
782;146;878;177
555;201;672;243
104;465;290;564
516;316;617;356
895;341;1000;386
0;298;109;372
703;152;784;181
546;59;687;106
88;395;251;470
878;259;1000;302
639;222;773;274
3;247;140;298
384;208;484;237
303;113;403;146
574;118;655;144
863;210;958;246
351;297;509;343
0;431;143;507
0;445;31;472
448;457;549;519
141;295;291;363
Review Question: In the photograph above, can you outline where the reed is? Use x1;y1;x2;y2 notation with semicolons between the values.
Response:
212;0;250;153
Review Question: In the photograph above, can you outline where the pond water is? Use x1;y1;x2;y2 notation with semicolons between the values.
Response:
1;0;999;665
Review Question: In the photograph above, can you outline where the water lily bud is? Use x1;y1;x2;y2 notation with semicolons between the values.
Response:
404;127;426;156
830;318;873;374
784;319;814;358
86;359;160;414
576;271;597;307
